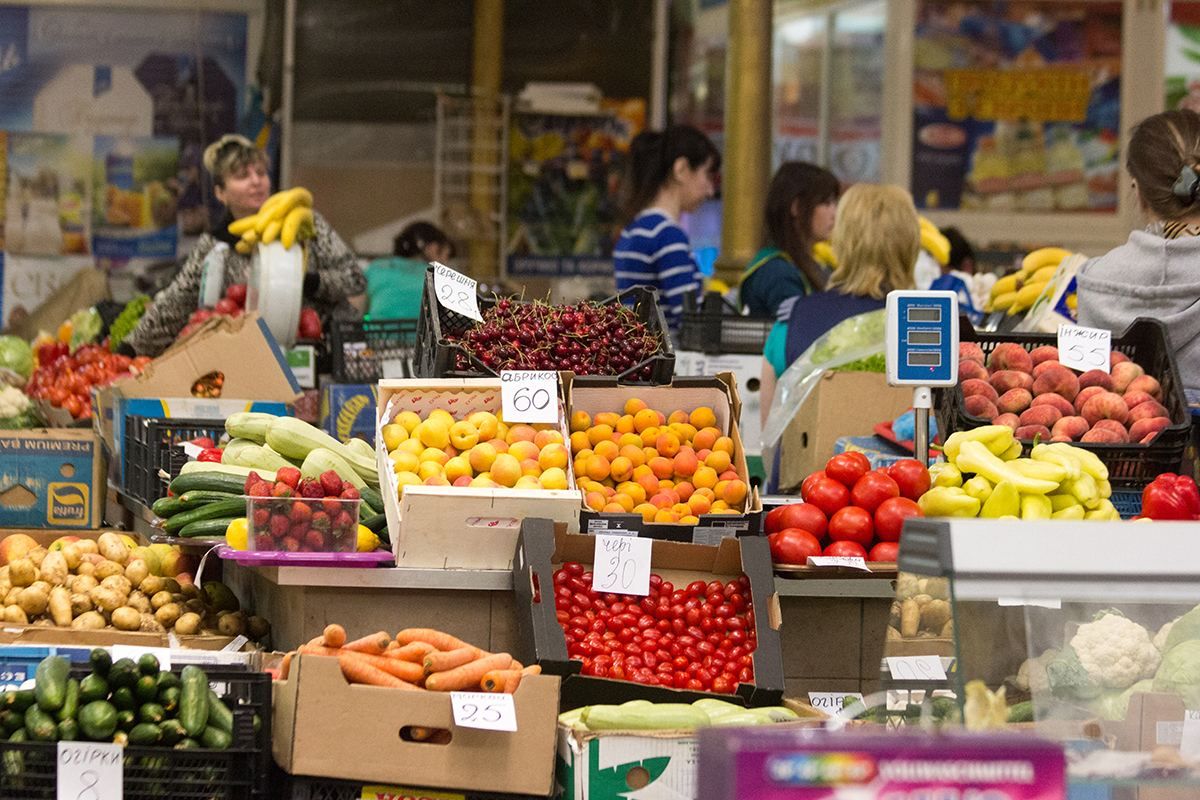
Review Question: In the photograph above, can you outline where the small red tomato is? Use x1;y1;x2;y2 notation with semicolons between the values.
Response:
827;506;874;546
825;452;870;488
767;529;822;565
887;459;932;501
874;496;923;542
800;470;827;501
850;471;900;513
823;540;868;559
803;477;850;517
868;541;899;562
773;503;828;539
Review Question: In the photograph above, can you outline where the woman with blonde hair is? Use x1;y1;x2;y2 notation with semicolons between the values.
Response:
760;184;920;420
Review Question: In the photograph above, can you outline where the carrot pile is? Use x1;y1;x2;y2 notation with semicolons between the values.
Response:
279;624;541;693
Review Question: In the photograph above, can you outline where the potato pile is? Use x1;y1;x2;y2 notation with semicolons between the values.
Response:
0;533;269;641
887;573;953;641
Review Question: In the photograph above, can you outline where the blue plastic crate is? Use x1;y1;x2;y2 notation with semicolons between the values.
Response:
1110;489;1142;520
0;645;93;690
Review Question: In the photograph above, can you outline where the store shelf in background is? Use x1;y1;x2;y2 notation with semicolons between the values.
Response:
329;317;418;383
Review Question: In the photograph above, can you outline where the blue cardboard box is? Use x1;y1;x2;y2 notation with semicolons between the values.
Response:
0;429;103;528
320;384;378;443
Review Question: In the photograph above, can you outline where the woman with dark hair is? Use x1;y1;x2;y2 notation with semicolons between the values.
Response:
365;221;454;319
613;125;720;331
739;162;840;317
1077;109;1200;392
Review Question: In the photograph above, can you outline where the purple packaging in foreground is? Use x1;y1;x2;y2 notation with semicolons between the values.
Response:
697;728;1065;800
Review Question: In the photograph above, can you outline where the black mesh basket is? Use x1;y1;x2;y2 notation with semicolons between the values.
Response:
123;416;227;506
678;292;775;355
329;318;419;383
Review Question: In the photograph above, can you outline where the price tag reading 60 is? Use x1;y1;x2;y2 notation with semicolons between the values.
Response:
500;370;558;424
591;534;652;596
432;262;483;322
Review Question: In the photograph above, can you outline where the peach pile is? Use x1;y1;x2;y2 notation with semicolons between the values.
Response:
569;399;748;524
959;342;1172;444
382;409;570;495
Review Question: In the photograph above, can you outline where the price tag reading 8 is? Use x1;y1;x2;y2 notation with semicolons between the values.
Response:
432;262;482;322
500;370;559;424
57;741;123;800
1057;324;1112;374
591;534;652;596
450;691;517;732
885;655;947;681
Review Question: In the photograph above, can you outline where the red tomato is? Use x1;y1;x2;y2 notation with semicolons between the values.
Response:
800;470;827;501
887;459;932;501
827;506;874;546
767;529;822;565
868;542;899;563
770;503;828;539
764;506;789;534
803;477;850;517
825;452;870;488
850;471;900;512
823;540;868;559
874;496;923;542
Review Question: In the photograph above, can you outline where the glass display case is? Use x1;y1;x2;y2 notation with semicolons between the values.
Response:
878;517;1200;794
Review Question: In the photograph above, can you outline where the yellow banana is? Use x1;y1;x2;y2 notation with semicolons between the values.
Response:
989;291;1018;312
1007;281;1048;315
991;273;1020;297
1020;247;1071;273
812;241;837;268
921;227;950;266
240;229;259;246
228;214;260;236
1029;265;1058;285
261;219;282;245
280;206;313;249
256;187;301;221
235;239;252;254
268;187;313;223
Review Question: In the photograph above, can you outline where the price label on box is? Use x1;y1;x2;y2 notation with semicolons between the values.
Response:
808;692;864;713
500;371;558;423
432;262;482;322
57;741;122;800
806;556;870;571
450;691;517;732
592;534;652;596
886;655;947;681
1058;325;1111;373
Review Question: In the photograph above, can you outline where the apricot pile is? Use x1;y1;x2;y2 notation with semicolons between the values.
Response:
569;399;748;524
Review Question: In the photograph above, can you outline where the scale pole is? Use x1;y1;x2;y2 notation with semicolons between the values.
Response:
913;386;933;465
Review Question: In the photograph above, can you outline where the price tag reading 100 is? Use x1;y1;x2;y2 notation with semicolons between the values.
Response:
591;534;652;596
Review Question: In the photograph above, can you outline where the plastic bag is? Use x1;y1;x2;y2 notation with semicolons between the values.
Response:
761;309;887;487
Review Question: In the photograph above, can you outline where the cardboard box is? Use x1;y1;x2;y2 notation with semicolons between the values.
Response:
674;351;764;456
778;371;913;492
513;519;784;709
0;528;144;548
566;374;763;543
320;383;378;442
377;379;582;570
0;429;103;528
558;725;700;800
273;653;561;796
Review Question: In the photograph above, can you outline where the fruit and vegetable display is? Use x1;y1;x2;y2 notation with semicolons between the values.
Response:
553;561;757;694
1138;473;1200;521
570;399;749;524
0;532;268;641
227;187;315;253
887;573;953;642
920;426;1121;521
0;384;37;429
957;341;1172;445
279;624;541;693
445;297;664;380
382;407;570;493
1;651;241;748
767;454;929;565
558;698;804;731
24;342;149;421
985;246;1074;316
243;469;362;552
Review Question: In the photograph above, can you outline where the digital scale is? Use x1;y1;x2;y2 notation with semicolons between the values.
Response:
885;290;959;464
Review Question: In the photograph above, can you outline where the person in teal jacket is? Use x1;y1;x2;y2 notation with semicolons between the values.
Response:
738;162;840;318
365;222;454;319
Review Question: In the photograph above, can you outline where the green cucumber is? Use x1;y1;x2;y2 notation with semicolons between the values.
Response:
111;687;136;712
55;679;79;722
34;655;69;712
163;498;246;534
128;723;162;746
24;705;58;741
179;666;209;736
135;675;159;703
0;709;21;735
158;719;185;745
200;725;231;750
116;709;137;732
151;496;186;517
4;689;34;712
138;703;165;725
205;689;233;734
169;471;249;497
112;731;128;746
109;658;139;689
361;512;388;532
56;718;79;741
4;729;26;777
174;737;201;750
158;686;180;714
156;672;181;693
89;648;112;678
80;673;109;704
179;517;241;538
359;485;385;515
138;653;161;677
178;490;241;507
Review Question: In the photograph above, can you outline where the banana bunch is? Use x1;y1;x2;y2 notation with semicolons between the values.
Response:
919;217;950;266
986;246;1072;316
812;241;837;269
227;187;315;254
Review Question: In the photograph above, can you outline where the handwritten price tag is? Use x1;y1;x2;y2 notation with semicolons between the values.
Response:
432;262;482;322
500;371;558;424
57;741;122;800
1058;325;1111;374
808;692;864;713
886;655;947;681
592;534;652;596
806;556;870;571
450;691;517;732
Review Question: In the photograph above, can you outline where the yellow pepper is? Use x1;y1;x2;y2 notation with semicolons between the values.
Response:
963;476;993;503
980;480;1019;518
929;462;963;488
944;426;1016;463
955;440;1059;495
918;486;982;518
1051;504;1086;520
1020;494;1052;520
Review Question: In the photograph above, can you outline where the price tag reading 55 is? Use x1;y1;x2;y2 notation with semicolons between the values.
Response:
591;534;652;596
1057;324;1111;374
432;262;483;322
500;370;558;424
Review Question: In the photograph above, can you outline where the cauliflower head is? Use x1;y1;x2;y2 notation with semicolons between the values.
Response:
1069;613;1161;690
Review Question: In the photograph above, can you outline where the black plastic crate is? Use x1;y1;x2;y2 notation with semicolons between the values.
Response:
0;665;272;799
283;775;547;800
123;416;226;507
935;316;1191;488
329;317;418;383
415;268;675;383
679;292;775;355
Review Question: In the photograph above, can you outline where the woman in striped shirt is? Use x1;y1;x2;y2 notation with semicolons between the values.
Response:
614;125;720;331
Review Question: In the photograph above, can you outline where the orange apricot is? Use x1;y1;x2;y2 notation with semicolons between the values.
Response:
594;439;620;461
615;414;635;435
569;431;591;453
674;481;695;501
655;432;681;458
692;427;720;451
633;408;660;432
705;450;732;473
585;491;606;511
713;436;735;455
649;456;675;480
633;503;657;522
587;424;614;446
673;450;698;477
610;456;635;483
570;411;591;433
624;397;648;415
593;412;621;429
721;479;748;506
689;406;717;429
585;454;611;482
667;410;689;425
693;466;718;489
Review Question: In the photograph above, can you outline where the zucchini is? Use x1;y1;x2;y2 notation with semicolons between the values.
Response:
163;498;246;534
179;666;209;737
24;705;58;741
138;703;165;725
78;701;118;741
200;725;232;750
300;447;367;491
158;686;180;714
138;654;160;678
344;436;375;461
151;496;186;517
225;411;277;443
109;658;139;690
80;674;109;704
179;517;240;538
222;442;295;472
170;469;249;496
135;675;159;703
178;490;241;508
269;416;378;486
206;689;233;734
158;719;185;745
111;688;136;711
174;461;275;486
581;703;708;732
55;679;79;723
34;655;69;712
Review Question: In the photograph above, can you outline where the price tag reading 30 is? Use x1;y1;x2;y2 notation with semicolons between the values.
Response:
450;691;517;732
57;741;122;800
592;534;652;596
432;262;482;322
1057;324;1111;374
500;371;558;423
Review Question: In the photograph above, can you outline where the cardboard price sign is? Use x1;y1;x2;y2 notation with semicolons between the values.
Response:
591;534;652;596
57;742;122;800
500;371;558;423
450;691;517;732
1057;324;1111;374
432;262;482;322
886;655;947;681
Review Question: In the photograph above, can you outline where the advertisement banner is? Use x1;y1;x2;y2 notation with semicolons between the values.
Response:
911;2;1122;213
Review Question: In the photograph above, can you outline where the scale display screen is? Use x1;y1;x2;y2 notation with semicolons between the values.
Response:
907;351;941;367
907;307;941;323
907;330;941;346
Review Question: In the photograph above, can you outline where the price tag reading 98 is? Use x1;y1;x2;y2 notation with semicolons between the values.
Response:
500;370;558;424
591;534;652;596
432;262;482;322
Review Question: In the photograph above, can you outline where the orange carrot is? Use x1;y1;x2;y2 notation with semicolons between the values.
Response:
386;642;436;663
396;628;474;651
322;623;347;648
303;644;425;683
423;647;483;674
336;652;419;688
385;640;399;651
278;653;293;681
481;669;518;692
408;726;433;741
505;665;542;694
298;644;343;658
306;635;324;646
425;653;513;692
342;630;392;655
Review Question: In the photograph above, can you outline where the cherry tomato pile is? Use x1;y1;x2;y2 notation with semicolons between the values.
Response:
553;561;756;694
25;343;150;420
766;453;930;565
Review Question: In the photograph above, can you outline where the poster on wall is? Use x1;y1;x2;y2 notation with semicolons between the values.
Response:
1166;4;1200;112
4;132;91;257
91;135;179;260
0;254;94;329
911;1;1122;213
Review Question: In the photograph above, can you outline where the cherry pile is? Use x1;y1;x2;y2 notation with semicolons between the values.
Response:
553;561;757;694
449;298;661;379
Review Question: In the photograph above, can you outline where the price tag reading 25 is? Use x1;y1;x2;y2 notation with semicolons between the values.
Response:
500;370;558;424
592;534;652;596
432;262;483;322
450;691;517;732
